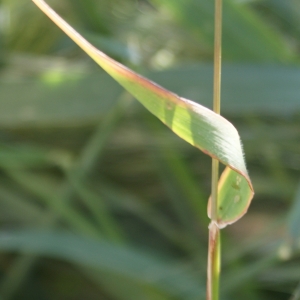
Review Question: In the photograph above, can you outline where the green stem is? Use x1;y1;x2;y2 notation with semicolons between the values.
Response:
207;0;222;299
207;223;221;300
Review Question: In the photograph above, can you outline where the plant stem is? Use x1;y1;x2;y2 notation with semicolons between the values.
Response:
207;222;221;300
207;0;222;299
212;0;222;119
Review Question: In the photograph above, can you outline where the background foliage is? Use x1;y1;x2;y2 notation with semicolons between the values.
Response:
0;0;299;299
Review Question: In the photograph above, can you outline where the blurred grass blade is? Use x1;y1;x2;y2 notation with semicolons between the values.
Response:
6;170;101;239
0;230;205;299
32;0;254;226
287;183;300;244
222;254;276;295
83;269;174;300
150;0;292;62
0;184;45;224
98;182;191;252
263;0;300;36
290;281;300;300
0;97;127;300
279;182;300;258
0;64;299;128
66;172;125;242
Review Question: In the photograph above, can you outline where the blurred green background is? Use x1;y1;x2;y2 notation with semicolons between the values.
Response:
0;0;299;299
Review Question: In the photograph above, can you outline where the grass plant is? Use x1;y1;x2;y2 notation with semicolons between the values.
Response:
31;0;254;299
0;0;298;299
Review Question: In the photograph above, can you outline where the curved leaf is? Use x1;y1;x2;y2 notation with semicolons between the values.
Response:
32;0;254;226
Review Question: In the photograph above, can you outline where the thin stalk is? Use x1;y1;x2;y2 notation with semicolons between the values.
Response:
207;222;221;300
207;0;222;299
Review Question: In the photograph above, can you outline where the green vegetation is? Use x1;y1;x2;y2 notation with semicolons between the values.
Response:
0;0;299;299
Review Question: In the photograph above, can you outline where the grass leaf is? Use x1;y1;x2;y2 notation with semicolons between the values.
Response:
31;0;254;226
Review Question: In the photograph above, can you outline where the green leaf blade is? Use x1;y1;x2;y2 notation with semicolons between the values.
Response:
32;0;254;226
208;167;253;227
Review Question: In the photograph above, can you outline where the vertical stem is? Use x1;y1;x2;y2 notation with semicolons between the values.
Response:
212;0;222;222
207;0;222;299
207;222;221;300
